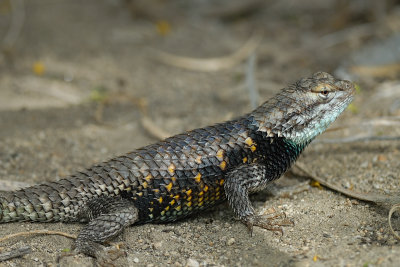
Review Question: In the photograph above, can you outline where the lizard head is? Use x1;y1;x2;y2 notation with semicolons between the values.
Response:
253;72;355;145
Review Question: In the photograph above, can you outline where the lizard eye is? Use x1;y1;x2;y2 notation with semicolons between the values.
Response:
319;90;330;100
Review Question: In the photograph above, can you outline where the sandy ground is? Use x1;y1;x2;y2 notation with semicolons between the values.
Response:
1;1;400;266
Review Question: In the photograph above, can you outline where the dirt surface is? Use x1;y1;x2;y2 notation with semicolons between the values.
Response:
1;1;400;266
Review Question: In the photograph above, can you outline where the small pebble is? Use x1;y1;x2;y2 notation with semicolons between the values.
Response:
227;238;235;246
186;258;199;267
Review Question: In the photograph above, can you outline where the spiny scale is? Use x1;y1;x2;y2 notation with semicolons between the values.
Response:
0;72;355;258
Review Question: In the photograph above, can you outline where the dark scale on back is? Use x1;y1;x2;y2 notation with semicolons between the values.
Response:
0;72;355;261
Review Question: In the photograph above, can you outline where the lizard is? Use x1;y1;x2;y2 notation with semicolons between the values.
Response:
0;72;355;260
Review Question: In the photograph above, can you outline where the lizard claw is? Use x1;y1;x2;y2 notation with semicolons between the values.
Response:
243;207;294;236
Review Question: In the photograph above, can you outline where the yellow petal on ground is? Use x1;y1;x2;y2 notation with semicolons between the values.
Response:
33;62;45;76
156;20;171;36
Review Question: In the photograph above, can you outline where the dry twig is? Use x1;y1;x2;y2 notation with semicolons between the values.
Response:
152;31;263;71
293;162;400;205
316;135;400;144
141;116;171;140
0;230;76;243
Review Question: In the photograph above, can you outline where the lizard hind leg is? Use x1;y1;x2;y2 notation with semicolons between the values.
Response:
73;197;139;259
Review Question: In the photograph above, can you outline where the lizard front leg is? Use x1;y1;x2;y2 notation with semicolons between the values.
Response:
224;164;293;235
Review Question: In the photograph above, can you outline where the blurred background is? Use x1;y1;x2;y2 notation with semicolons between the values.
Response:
1;1;400;266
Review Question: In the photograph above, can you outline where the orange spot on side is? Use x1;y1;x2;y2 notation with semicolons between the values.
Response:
168;164;176;175
245;137;253;146
219;161;227;170
204;185;209;192
145;174;152;182
219;179;224;186
250;145;256;152
158;197;163;204
243;157;248;163
216;149;224;160
195;156;202;164
186;189;192;196
165;182;173;192
194;173;202;183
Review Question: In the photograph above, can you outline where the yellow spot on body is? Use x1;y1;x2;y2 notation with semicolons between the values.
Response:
170;199;176;205
171;176;177;182
186;189;192;196
204;185;209;192
194;173;202;183
136;192;143;197
173;195;180;200
198;201;203;206
149;214;153;219
149;207;154;212
198;191;204;196
243;157;248;163
219;179;224;186
165;206;170;211
145;174;152;182
165;182;173;192
245;137;253;146
216;187;220;192
313;255;318;262
161;210;165;216
142;181;148;189
195;156;202;164
199;197;204;203
187;202;192;207
153;189;160;194
250;145;256;152
168;164;176;175
126;187;132;192
175;206;182;211
216;149;224;160
219;161;227;170
187;196;192;201
158;197;163;204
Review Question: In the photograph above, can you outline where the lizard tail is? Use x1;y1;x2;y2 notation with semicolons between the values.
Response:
0;184;65;223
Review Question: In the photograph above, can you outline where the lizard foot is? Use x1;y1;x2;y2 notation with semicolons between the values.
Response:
244;207;294;236
57;243;126;267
